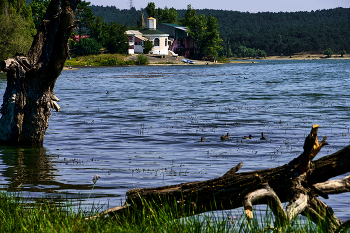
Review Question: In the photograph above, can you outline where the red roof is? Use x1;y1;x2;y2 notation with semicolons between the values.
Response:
72;35;89;42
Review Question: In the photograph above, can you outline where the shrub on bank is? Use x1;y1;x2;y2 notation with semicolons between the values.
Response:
136;54;150;65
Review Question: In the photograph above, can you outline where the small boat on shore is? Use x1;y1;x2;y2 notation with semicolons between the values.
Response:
182;58;195;64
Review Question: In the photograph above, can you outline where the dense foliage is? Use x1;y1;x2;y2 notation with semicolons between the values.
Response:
179;5;222;58
74;37;101;56
145;2;178;24
30;0;50;29
104;22;129;54
0;0;36;61
142;40;153;54
89;5;350;57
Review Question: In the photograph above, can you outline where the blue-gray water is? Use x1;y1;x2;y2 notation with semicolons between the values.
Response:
0;59;350;220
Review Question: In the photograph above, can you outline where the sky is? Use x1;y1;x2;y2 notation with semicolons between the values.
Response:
88;0;350;12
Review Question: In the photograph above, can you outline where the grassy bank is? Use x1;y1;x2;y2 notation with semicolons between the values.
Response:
0;190;332;233
64;54;151;67
64;54;229;67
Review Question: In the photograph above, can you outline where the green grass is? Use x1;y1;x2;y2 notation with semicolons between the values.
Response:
65;54;135;67
0;190;336;232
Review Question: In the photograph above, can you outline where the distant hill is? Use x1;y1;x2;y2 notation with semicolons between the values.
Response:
90;6;350;56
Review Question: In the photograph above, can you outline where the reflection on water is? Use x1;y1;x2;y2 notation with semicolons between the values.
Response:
0;147;55;188
1;60;350;219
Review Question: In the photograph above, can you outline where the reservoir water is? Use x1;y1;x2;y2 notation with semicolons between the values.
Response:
0;59;350;220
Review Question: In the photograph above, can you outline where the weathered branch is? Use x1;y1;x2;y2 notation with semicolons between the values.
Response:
243;183;287;221
314;175;350;194
285;193;308;221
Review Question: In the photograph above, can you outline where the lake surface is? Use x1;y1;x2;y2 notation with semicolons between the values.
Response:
1;59;350;220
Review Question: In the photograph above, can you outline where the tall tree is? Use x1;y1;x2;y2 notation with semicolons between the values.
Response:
203;15;222;58
0;0;80;146
30;0;50;29
145;2;156;18
157;6;178;24
76;1;95;36
89;16;108;45
0;0;36;61
181;5;222;58
187;14;207;56
105;22;129;54
179;4;196;26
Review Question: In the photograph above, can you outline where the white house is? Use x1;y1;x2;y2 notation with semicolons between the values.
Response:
126;17;170;55
125;30;147;55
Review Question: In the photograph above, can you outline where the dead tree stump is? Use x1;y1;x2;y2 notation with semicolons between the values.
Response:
0;0;80;146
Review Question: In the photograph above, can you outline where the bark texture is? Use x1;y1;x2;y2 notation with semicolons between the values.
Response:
94;125;350;232
0;0;80;146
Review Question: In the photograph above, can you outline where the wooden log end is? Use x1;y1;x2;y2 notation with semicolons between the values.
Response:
311;124;319;135
245;208;253;219
223;162;243;177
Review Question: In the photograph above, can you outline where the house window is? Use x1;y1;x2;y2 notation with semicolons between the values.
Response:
165;38;167;46
154;38;160;46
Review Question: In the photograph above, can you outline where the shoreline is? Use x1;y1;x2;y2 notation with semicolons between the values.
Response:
62;53;350;70
263;53;350;60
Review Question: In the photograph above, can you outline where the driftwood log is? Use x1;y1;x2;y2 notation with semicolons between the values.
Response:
0;0;80;146
92;125;350;232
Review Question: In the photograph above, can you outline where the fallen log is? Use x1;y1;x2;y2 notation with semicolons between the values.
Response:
90;124;350;232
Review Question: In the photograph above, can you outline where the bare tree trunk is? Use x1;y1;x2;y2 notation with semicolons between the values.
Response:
0;0;80;146
92;125;350;232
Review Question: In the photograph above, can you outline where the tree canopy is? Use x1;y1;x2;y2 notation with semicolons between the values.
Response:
180;5;222;58
0;0;36;61
89;5;350;57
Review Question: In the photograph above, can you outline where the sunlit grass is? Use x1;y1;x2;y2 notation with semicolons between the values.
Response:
0;189;335;233
64;54;134;67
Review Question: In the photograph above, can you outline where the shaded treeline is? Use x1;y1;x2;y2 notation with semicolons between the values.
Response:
90;6;350;56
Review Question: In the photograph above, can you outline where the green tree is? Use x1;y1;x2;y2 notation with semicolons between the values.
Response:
145;2;156;18
324;48;333;58
202;15;222;58
157;6;178;24
142;40;153;54
257;49;267;58
0;0;36;61
0;15;34;60
30;0;50;29
340;50;346;57
89;16;108;45
179;4;196;26
75;37;101;56
105;22;129;54
187;14;207;56
76;1;96;37
181;5;222;58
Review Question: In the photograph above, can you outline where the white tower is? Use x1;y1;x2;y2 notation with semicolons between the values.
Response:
147;17;156;30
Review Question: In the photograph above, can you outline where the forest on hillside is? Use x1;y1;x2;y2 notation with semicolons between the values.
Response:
90;5;350;56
